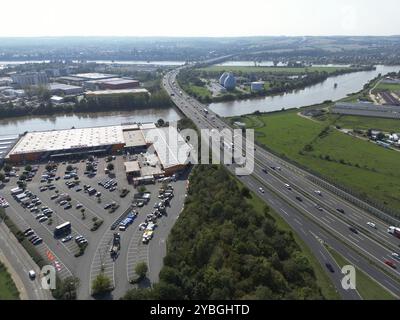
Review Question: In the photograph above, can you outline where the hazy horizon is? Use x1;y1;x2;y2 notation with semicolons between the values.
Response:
1;0;399;37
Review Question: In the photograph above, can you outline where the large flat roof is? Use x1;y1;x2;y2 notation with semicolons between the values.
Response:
49;83;82;91
123;129;146;148
142;126;191;169
8;126;125;155
124;161;140;173
73;73;116;80
85;88;149;96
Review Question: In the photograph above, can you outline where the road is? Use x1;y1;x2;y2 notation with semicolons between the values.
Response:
0;221;53;300
163;67;400;299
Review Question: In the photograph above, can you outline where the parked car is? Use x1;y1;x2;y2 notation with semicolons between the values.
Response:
61;235;73;243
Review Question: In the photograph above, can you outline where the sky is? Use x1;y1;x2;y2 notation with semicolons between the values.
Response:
1;0;399;37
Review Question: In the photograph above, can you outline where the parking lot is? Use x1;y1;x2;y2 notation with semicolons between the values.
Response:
0;154;189;298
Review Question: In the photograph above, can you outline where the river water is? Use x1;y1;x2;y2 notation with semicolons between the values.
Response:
1;65;400;136
209;65;400;117
0;109;181;136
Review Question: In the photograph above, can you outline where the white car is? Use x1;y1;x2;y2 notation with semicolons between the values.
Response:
366;222;376;229
391;253;400;261
258;187;264;193
284;184;291;190
76;203;83;209
28;270;36;279
314;190;322;196
38;216;48;223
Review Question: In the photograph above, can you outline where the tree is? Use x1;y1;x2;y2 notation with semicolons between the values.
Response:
24;165;32;172
52;276;80;300
106;163;114;171
3;164;12;173
0;172;4;182
66;165;73;172
86;163;94;172
91;273;112;296
135;262;148;280
157;118;165;127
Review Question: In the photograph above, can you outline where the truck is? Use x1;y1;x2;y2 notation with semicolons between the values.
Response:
388;226;400;239
110;233;121;258
10;187;24;196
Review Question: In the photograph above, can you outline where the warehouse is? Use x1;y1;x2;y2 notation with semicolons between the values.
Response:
6;126;126;163
6;124;192;176
48;83;83;95
85;88;149;96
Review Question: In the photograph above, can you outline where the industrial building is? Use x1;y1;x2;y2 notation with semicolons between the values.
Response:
48;83;84;96
73;73;116;81
84;78;139;91
0;134;20;166
11;72;48;87
85;88;149;97
6;123;191;176
332;102;400;119
251;81;265;92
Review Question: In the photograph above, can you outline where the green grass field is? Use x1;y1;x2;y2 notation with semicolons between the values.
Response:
247;189;340;299
235;110;400;211
187;84;212;99
317;114;400;132
0;262;20;300
325;245;396;300
200;66;349;74
373;82;400;92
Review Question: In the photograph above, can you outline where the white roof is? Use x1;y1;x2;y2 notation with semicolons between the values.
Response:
9;126;125;155
142;127;191;169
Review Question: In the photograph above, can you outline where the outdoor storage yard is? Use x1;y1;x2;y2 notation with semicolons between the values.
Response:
0;154;190;299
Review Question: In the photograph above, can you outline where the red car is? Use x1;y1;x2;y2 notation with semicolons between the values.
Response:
384;260;397;269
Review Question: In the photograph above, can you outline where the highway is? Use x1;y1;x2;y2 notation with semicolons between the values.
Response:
0;221;53;300
163;67;400;299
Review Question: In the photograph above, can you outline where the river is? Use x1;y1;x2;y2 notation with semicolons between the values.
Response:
0;109;181;136
209;65;400;117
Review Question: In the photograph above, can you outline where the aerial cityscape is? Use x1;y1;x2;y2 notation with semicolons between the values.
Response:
0;0;400;312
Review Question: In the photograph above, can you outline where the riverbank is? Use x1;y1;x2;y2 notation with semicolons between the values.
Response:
0;108;182;136
209;65;400;117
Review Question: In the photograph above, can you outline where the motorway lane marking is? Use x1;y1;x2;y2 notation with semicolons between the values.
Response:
384;279;399;291
280;209;289;216
319;250;327;260
347;234;360;243
253;150;400;250
252;170;400;279
346;253;360;263
294;218;303;226
300;228;307;236
319;216;332;225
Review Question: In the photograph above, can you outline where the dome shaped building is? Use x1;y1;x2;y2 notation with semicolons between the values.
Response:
219;72;229;86
223;73;236;90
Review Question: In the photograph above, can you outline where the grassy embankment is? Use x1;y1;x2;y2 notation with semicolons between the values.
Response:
0;262;20;299
233;110;400;211
324;245;396;300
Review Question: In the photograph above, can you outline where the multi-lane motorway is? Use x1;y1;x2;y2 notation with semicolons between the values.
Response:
163;67;400;299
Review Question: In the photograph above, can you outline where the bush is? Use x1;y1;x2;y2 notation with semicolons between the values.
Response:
91;273;113;296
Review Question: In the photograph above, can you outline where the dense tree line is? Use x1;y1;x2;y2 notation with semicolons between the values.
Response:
123;165;324;300
0;89;172;119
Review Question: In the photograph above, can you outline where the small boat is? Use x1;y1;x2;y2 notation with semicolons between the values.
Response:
334;83;338;88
